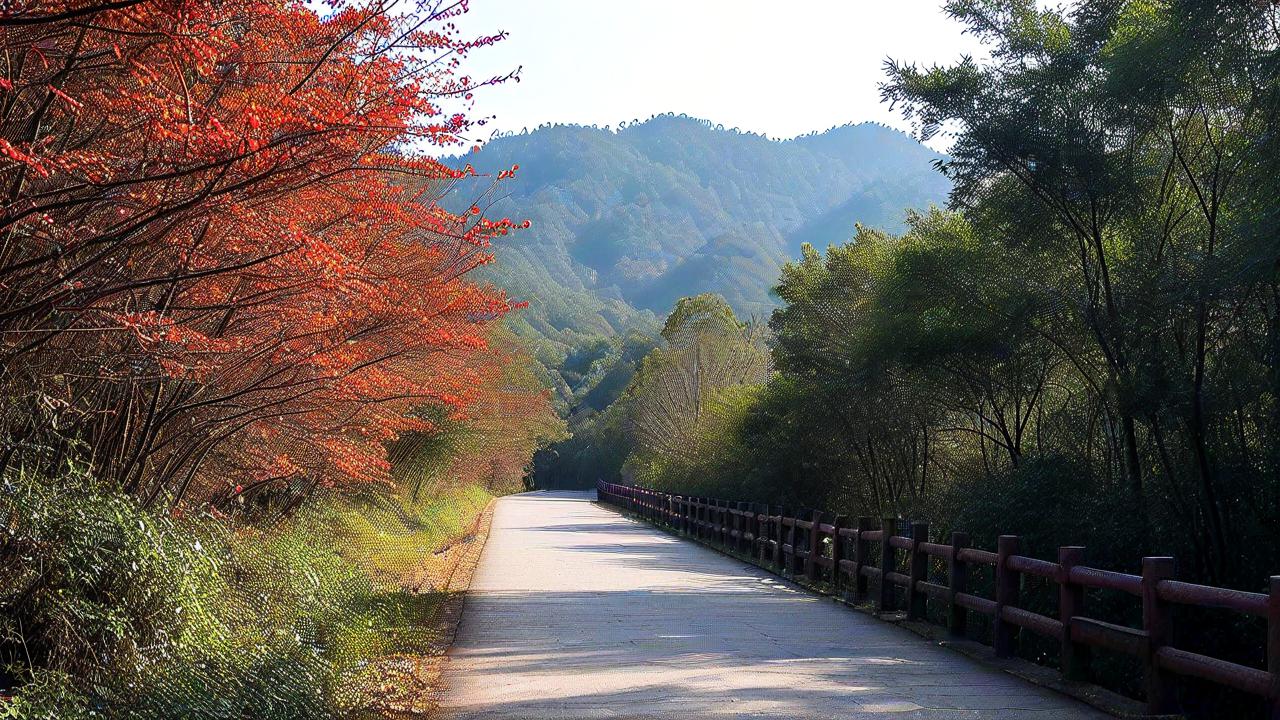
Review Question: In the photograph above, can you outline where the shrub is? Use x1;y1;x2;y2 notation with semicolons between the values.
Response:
0;466;218;690
2;467;495;718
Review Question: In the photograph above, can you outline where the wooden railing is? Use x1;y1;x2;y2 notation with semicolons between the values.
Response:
596;480;1280;718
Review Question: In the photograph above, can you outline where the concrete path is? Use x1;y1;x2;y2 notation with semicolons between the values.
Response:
439;491;1111;719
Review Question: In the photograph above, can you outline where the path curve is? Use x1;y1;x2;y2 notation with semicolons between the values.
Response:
439;490;1111;719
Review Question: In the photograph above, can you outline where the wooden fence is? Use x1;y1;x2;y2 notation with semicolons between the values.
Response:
596;480;1280;718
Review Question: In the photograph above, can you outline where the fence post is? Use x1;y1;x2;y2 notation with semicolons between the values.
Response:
854;516;872;604
831;515;846;597
759;504;770;564
1267;576;1279;720
1141;556;1178;715
778;507;788;573
794;510;807;577
908;522;929;621
753;503;764;562
732;502;742;550
1058;546;1090;681
877;517;897;612
768;506;779;568
948;531;970;637
994;535;1021;658
806;510;822;583
726;501;735;552
729;501;738;552
758;504;768;562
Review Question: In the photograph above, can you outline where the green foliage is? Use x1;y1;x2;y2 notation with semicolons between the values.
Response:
625;383;763;497
0;671;95;720
883;0;1280;587
1;466;219;690
1;467;491;718
660;294;741;345
941;456;1142;560
547;5;1280;714
529;329;660;489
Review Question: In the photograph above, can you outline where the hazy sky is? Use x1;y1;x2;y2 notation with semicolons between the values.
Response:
449;1;987;150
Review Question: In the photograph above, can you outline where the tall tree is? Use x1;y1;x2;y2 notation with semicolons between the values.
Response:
884;0;1280;578
0;0;531;508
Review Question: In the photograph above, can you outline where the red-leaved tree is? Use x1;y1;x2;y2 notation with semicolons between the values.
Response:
0;0;533;509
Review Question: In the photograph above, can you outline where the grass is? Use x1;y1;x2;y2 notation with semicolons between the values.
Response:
0;468;497;719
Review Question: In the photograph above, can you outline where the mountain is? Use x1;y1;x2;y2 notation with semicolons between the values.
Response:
447;115;950;404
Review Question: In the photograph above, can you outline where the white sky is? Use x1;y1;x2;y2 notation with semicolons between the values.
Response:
449;1;989;150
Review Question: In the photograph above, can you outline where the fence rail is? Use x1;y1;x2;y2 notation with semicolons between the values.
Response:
596;480;1280;718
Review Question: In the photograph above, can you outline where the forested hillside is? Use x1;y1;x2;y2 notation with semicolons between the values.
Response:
454;117;950;403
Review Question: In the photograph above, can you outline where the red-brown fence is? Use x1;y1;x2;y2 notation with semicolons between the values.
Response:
596;480;1280;718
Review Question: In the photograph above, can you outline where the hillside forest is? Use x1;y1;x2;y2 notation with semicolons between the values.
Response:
2;0;1280;719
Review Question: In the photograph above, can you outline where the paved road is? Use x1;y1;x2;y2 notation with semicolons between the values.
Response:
439;491;1111;719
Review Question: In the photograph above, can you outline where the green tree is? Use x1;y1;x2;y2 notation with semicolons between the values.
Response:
884;0;1280;580
625;295;768;463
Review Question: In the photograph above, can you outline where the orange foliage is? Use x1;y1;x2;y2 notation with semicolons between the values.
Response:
0;0;535;507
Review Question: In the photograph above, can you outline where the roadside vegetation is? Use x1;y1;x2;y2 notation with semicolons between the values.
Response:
0;0;560;716
2;465;499;718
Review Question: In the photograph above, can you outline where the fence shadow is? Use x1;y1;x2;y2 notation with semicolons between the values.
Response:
441;492;1112;720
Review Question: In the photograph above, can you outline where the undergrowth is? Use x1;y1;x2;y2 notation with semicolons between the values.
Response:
0;466;493;719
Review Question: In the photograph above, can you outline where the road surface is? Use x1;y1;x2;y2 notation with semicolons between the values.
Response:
439;490;1111;719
